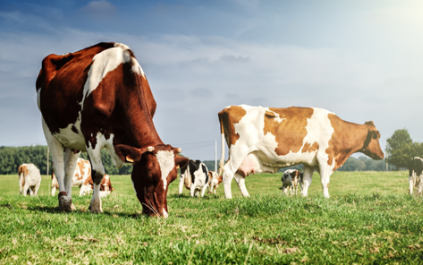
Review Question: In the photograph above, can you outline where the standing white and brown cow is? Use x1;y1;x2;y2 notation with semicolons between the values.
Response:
279;169;303;196
37;42;188;217
408;157;423;196
218;105;384;199
18;163;41;196
178;160;210;197
208;171;223;194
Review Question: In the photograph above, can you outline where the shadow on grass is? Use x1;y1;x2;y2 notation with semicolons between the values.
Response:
167;193;221;200
25;205;146;219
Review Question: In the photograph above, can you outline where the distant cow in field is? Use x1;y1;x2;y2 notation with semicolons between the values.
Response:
51;158;91;196
51;158;113;197
179;160;210;197
18;164;41;196
279;169;303;196
37;42;188;216
82;174;114;197
208;171;223;194
218;105;384;199
408;157;423;196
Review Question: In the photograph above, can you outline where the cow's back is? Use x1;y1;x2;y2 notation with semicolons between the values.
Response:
37;43;116;134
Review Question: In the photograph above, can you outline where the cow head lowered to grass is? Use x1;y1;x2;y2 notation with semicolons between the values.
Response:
115;144;188;217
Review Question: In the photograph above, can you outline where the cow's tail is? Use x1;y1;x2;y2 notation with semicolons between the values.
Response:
218;114;226;177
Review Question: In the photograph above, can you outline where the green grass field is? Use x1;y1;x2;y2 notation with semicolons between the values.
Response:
1;171;422;264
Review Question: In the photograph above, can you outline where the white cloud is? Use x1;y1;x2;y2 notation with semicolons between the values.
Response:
80;1;117;18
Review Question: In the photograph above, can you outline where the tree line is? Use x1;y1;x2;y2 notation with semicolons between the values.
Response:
0;146;132;175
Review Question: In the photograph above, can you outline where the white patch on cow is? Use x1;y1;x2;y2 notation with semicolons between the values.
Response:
193;165;206;186
156;150;175;190
81;46;132;106
162;209;169;218
131;58;145;77
301;108;335;170
53;113;85;151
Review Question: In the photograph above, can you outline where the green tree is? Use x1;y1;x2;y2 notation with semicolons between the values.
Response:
386;128;415;169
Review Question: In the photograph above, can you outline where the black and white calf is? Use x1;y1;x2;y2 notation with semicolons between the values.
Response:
179;160;209;197
279;169;303;196
408;157;423;196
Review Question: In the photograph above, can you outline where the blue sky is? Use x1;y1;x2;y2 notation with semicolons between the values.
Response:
1;0;423;161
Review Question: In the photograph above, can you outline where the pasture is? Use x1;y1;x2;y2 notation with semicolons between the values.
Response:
1;171;422;264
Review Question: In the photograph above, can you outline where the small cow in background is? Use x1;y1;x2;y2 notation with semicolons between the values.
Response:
52;158;114;197
279;169;303;196
18;163;41;196
82;174;114;197
51;158;91;196
179;160;210;197
408;157;423;196
208;171;223;194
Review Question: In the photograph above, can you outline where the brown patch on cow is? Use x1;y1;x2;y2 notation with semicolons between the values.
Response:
18;165;28;187
218;106;247;146
263;107;314;156
301;142;319;153
326;113;369;170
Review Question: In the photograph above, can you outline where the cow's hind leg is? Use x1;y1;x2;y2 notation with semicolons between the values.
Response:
64;149;80;210
317;166;332;198
234;172;250;197
301;166;314;197
33;181;41;196
190;185;196;197
200;184;208;197
42;118;73;211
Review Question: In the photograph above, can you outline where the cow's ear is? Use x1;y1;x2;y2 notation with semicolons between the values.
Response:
114;145;144;163
175;155;189;169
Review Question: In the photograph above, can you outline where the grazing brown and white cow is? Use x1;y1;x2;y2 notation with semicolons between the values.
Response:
208;171;223;194
279;169;303;196
51;158;113;197
37;42;188;217
218;105;384;199
18;163;41;196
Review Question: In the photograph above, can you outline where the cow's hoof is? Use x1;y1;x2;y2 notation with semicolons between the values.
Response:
89;201;103;213
58;196;74;212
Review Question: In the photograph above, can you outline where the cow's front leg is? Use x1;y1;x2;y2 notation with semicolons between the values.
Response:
418;175;423;196
86;140;105;213
301;166;314;197
409;173;415;195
